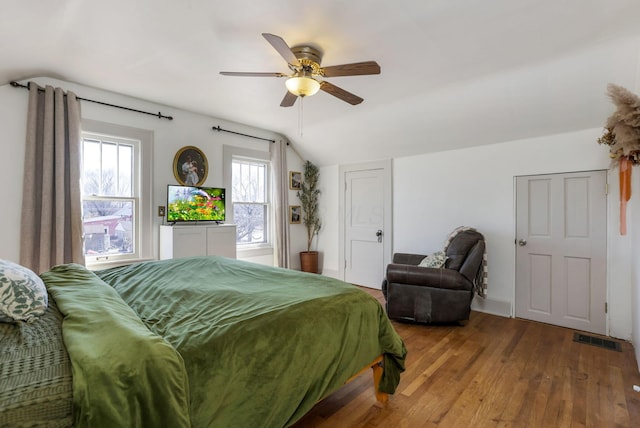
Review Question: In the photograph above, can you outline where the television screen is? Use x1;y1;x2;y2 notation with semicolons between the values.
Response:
167;185;225;222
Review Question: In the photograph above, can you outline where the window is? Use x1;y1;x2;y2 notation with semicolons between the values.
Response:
232;158;270;246
223;145;272;254
81;120;153;266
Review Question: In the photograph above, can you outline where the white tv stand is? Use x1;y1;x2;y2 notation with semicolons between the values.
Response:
160;224;236;259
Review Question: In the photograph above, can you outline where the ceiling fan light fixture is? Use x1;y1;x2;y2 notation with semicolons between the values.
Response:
285;75;320;97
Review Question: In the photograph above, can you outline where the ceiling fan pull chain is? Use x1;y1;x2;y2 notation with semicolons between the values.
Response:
299;96;304;138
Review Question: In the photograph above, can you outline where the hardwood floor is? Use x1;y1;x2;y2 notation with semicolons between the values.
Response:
292;289;640;428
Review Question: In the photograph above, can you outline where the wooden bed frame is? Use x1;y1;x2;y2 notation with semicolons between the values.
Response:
345;355;388;404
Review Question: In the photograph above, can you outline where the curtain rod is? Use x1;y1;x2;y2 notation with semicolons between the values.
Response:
10;81;173;121
212;125;284;144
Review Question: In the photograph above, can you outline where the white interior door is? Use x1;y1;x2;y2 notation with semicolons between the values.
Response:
341;161;392;289
515;171;607;335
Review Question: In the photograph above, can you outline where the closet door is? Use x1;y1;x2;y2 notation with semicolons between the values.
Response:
515;171;607;334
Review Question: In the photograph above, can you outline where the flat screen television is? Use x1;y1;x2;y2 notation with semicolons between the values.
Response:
167;185;225;223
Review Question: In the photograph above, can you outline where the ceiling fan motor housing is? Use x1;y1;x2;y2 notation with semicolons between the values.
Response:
291;45;323;65
291;46;324;76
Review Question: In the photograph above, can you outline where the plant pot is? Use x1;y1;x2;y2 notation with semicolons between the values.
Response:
300;251;319;273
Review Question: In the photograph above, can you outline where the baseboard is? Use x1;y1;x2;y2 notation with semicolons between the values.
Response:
471;297;512;318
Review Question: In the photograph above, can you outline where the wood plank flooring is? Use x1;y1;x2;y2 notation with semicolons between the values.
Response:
292;289;640;428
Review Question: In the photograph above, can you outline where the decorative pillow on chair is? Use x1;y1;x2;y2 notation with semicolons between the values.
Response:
0;259;48;323
418;251;448;268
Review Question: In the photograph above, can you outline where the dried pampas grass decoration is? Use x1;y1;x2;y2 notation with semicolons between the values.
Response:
598;84;640;165
598;84;640;235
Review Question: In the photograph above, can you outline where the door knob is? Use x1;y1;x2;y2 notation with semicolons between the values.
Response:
376;230;383;243
518;239;527;246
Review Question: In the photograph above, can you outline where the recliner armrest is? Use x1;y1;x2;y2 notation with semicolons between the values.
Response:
392;253;426;265
385;264;472;291
459;240;485;283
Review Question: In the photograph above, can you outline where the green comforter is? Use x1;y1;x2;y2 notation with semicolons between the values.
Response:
45;256;406;427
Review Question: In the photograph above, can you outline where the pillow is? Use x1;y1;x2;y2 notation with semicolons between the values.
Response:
418;251;447;268
0;259;48;323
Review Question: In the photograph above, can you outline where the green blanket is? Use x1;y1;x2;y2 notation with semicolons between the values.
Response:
95;256;406;428
41;257;406;427
41;264;191;428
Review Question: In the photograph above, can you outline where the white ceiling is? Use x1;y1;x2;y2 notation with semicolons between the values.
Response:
3;0;640;166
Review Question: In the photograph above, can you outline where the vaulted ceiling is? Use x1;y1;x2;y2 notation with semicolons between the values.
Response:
2;0;640;165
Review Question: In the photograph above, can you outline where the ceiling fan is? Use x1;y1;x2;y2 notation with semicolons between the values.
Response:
220;33;380;107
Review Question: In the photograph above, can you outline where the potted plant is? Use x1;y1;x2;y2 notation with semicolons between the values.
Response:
297;160;321;273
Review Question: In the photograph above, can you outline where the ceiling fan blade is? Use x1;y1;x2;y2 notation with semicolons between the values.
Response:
220;71;287;77
280;91;298;107
320;81;363;105
322;61;381;77
262;33;301;66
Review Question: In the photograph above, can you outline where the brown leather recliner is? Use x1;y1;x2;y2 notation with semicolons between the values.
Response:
382;229;485;324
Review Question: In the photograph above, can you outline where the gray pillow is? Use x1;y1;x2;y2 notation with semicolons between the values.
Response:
418;251;447;268
0;259;48;323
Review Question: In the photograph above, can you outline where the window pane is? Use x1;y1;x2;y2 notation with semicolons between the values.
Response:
83;139;101;196
231;156;270;246
233;162;250;202
234;203;266;244
255;163;266;202
82;199;134;256
118;144;133;197
83;138;135;198
101;142;118;196
232;160;266;203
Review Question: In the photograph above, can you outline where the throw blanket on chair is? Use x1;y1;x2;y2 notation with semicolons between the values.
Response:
444;226;488;298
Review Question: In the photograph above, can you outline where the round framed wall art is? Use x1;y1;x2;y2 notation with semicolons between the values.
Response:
173;146;208;186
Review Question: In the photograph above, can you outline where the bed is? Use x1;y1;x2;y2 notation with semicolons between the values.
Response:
1;256;406;427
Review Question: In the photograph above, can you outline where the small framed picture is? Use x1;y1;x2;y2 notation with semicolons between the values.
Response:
289;171;302;190
173;146;208;186
289;205;301;224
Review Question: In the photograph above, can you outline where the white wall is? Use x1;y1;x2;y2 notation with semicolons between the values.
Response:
630;170;640;365
318;128;636;340
0;83;28;261
632;46;640;368
316;165;340;278
0;77;303;267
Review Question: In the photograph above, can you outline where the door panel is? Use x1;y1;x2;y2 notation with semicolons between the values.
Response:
565;177;589;237
348;240;382;287
565;257;590;320
529;254;552;314
515;171;607;335
528;179;551;236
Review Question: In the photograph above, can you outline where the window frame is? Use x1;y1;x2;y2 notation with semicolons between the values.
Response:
81;119;153;268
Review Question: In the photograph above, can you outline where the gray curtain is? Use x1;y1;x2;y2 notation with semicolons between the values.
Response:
20;82;85;273
271;139;290;268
